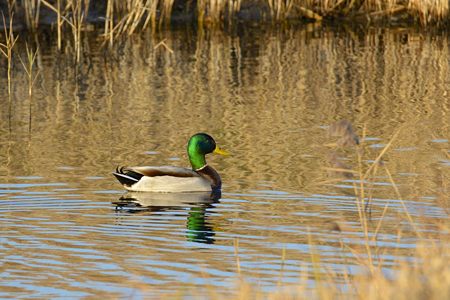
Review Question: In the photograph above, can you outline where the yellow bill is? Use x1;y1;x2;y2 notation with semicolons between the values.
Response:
213;146;229;156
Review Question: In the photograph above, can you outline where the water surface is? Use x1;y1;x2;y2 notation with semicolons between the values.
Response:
0;25;448;298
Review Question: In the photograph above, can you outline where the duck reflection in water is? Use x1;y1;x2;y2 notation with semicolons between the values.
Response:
326;120;360;180
112;190;221;244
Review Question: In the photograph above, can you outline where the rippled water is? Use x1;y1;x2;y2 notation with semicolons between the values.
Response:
0;25;449;298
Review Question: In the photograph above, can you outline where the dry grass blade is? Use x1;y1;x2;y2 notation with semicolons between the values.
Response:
18;44;40;96
383;165;422;238
0;43;7;57
307;230;324;295
197;0;242;26
154;39;174;53
234;238;241;274
372;202;391;241
41;0;63;50
294;4;323;21
40;0;58;14
41;0;85;61
23;0;41;30
1;12;19;96
18;43;40;133
363;127;402;180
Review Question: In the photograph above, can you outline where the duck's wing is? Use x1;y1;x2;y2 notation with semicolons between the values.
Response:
113;166;200;187
130;166;201;177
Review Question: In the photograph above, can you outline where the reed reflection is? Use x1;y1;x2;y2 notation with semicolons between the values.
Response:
113;191;220;244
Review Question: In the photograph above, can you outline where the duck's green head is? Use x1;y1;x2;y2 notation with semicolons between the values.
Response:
187;133;228;170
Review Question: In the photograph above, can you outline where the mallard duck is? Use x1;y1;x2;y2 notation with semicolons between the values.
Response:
113;133;228;192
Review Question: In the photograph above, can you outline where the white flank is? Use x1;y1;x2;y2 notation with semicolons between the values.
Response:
126;175;212;192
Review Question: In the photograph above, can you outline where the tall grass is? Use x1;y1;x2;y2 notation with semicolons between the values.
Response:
1;1;448;60
215;124;449;299
230;241;449;300
41;0;85;61
103;0;159;44
18;43;40;132
0;13;19;96
18;43;39;98
23;0;41;31
197;0;241;26
0;13;18;132
3;0;449;32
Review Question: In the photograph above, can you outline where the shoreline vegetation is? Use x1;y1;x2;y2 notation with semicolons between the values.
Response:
1;1;449;63
1;1;449;33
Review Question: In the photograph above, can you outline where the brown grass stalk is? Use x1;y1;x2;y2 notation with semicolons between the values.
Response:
0;13;19;96
67;0;85;63
0;1;447;61
18;43;40;133
267;0;294;21
41;0;85;62
23;0;41;31
104;0;114;46
41;0;63;51
234;238;241;274
18;43;40;97
102;0;161;45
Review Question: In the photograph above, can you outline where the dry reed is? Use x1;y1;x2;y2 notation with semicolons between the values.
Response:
18;43;40;132
18;43;40;98
2;1;449;32
1;1;448;61
41;0;85;61
23;0;41;31
224;124;449;299
0;13;19;96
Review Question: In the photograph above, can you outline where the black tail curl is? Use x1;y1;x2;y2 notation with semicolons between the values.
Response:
113;166;144;187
